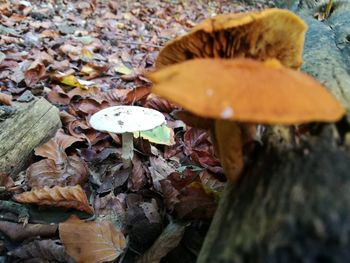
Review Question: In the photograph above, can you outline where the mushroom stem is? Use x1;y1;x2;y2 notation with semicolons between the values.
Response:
213;120;244;182
121;132;134;169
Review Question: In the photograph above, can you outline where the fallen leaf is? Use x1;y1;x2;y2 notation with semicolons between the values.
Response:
8;239;74;263
115;63;132;75
14;185;94;214
94;192;127;231
0;173;15;189
0;93;12;105
129;155;147;191
24;59;46;87
26;155;89;188
52;72;93;90
123;85;151;104
144;94;178;113
149;156;177;192
138;221;187;263
134;124;175;146
59;216;126;263
199;169;225;194
34;129;82;162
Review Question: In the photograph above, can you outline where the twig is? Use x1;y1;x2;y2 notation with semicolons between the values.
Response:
118;41;162;48
0;200;29;225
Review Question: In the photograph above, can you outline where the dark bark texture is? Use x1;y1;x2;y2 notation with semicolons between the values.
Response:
197;1;350;262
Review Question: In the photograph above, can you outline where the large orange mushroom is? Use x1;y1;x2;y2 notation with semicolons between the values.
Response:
156;9;307;70
149;58;345;181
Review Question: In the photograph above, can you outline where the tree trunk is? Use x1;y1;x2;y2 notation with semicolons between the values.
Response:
197;1;350;262
0;97;61;178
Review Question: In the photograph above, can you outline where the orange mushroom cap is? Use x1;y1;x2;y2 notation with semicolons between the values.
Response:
156;9;307;70
149;58;345;125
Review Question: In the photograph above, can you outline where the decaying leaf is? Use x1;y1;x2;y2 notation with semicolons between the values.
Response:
129;155;147;191
24;59;46;87
0;93;12;105
161;170;217;219
138;221;187;263
134;124;175;146
59;215;126;263
149;156;177;192
0;173;15;189
144;94;178;113
52;72;94;90
199;169;225;194
28;130;88;188
27;155;89;188
34;129;82;162
8;239;74;263
14;185;94;214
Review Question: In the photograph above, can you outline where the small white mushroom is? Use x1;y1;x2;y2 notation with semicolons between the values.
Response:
90;106;165;168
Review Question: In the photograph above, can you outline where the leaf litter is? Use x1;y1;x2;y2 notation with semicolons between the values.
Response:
0;0;260;262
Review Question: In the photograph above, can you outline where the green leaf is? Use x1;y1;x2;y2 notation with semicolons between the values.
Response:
114;64;132;75
134;124;174;145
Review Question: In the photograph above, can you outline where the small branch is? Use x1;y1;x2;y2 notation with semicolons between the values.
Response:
0;200;30;224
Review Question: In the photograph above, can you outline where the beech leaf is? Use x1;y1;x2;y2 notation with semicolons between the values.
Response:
59;216;126;263
14;185;94;214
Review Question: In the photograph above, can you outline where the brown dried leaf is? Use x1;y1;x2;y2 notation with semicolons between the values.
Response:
0;221;57;241
0;173;14;188
149;156;177;192
199;169;225;193
174;181;217;219
191;149;223;174
94;192;127;231
0;93;12;105
47;85;71;105
160;179;180;211
26;155;89;188
8;239;74;263
25;60;46;87
138;222;186;263
123;85;151;104
14;185;94;214
144;94;178;113
59;216;126;263
30;130;87;187
129;155;147;191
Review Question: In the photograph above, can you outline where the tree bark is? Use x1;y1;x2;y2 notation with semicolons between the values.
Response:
197;1;350;262
0;97;61;178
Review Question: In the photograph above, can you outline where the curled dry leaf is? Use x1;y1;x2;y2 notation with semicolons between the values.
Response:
29;130;87;188
8;239;74;263
149;156;177;192
59;215;126;263
25;60;46;87
199;169;225;193
138;221;187;263
161;170;217;219
14;185;94;214
0;93;12;105
27;155;88;188
34;129;82;161
123;85;151;104
47;85;71;105
0;173;15;189
129;155;147;191
144;94;178;113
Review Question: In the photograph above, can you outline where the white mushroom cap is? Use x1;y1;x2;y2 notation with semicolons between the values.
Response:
90;105;166;133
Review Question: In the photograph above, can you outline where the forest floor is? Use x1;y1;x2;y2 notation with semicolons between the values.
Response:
0;1;263;262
